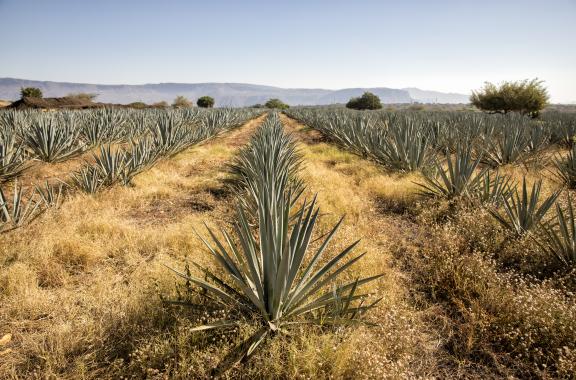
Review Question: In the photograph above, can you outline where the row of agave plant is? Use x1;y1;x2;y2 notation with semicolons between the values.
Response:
285;108;576;173
165;113;381;375
67;109;258;193
0;107;259;183
0;108;262;233
285;108;576;268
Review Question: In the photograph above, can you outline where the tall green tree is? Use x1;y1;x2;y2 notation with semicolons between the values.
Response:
196;96;215;108
346;92;382;110
265;98;289;109
471;79;549;118
20;87;43;99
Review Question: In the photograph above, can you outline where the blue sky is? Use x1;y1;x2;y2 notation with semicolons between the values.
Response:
0;0;575;102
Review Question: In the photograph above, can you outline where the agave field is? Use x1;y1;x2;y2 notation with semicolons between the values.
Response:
0;107;260;233
1;106;576;378
284;108;576;376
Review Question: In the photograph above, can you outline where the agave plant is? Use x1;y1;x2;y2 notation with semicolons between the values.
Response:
0;136;28;182
429;123;474;154
167;114;380;375
286;109;433;172
150;112;190;155
169;195;380;374
228;113;304;220
124;110;153;138
526;122;551;154
537;198;576;267
0;181;42;233
70;165;102;194
474;170;515;205
91;145;127;186
34;180;64;208
80;109;125;146
372;116;433;172
121;138;159;186
488;178;560;236
547;113;576;148
23;117;84;163
428;113;485;153
417;145;485;200
553;145;576;189
326;114;379;157
482;119;530;167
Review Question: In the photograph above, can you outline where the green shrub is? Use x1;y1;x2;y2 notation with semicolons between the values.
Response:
471;79;549;118
346;92;382;110
20;87;43;99
196;96;215;108
264;98;289;109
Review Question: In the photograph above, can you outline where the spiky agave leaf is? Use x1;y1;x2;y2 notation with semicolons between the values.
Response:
0;180;42;233
488;178;560;236
482;119;530;167
121;138;159;186
474;170;515;205
417;145;485;200
149;112;190;156
427;114;482;154
526;122;551;154
547;113;576;148
34;180;65;208
536;197;576;267
91;145;127;186
70;165;102;194
80;108;125;146
23;116;84;163
228;113;304;221
553;145;576;189
373;116;433;172
0;136;28;182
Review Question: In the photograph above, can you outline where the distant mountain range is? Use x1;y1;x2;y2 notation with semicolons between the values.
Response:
0;78;470;106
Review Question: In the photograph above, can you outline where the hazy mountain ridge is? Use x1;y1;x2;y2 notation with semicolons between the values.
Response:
403;87;471;104
0;78;470;106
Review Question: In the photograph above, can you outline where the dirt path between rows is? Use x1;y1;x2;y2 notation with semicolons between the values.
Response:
122;113;267;226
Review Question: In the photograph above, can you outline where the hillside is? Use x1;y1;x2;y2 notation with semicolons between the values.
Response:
403;87;470;103
0;78;469;106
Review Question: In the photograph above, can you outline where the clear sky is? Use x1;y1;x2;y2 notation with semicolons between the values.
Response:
0;0;575;102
